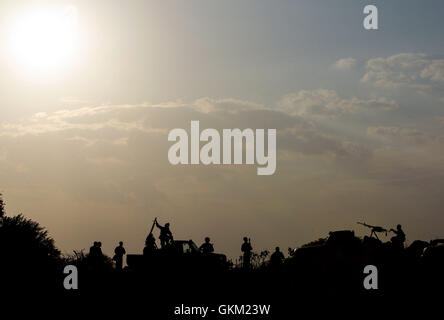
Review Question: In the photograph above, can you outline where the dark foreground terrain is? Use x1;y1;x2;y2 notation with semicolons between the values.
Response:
4;232;444;318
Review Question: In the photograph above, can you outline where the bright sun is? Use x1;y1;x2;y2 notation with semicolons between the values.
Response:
10;6;78;72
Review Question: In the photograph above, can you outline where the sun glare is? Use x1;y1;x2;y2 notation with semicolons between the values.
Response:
10;6;78;72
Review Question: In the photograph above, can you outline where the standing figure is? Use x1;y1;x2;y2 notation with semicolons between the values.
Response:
97;242;103;256
114;241;126;271
89;241;98;257
199;237;215;254
155;220;173;249
270;247;285;269
241;237;253;270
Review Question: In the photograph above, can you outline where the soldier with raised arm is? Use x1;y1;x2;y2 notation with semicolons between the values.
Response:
155;219;173;249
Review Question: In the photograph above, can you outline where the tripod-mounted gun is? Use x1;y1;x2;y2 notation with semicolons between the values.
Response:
357;222;388;240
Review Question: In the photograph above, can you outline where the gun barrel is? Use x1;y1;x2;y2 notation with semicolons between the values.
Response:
357;222;371;228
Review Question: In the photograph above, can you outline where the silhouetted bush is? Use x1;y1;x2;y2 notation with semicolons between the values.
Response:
0;193;5;218
63;248;114;272
63;249;88;267
0;209;62;290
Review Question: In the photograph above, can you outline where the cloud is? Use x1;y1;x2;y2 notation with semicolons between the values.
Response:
2;93;444;258
0;104;168;137
361;53;444;97
0;95;370;162
437;116;444;127
0;96;373;223
192;97;266;114
332;58;356;70
1;90;399;146
367;126;430;145
279;127;370;161
60;97;92;105
278;89;397;118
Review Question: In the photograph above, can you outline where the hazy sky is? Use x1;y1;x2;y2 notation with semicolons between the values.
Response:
1;0;444;258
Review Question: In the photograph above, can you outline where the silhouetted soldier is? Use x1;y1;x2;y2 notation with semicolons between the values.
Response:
97;241;103;256
241;237;252;269
114;241;126;271
155;220;173;249
144;233;157;256
88;241;103;269
89;241;102;257
89;241;98;256
199;237;214;254
270;247;285;269
390;224;406;249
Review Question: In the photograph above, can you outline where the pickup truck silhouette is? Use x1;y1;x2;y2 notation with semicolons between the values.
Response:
126;239;228;273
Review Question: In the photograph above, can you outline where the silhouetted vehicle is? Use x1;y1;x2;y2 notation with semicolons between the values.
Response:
406;240;429;260
288;230;363;288
423;239;444;265
293;231;361;259
126;239;228;273
292;231;361;265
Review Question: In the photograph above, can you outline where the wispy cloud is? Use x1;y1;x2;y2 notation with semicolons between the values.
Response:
361;53;444;98
278;89;397;118
332;58;356;70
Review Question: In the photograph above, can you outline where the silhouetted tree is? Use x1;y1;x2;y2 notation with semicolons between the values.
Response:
0;208;62;290
0;193;5;218
0;214;60;258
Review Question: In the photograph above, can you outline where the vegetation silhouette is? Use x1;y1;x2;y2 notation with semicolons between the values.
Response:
0;193;5;217
0;194;62;292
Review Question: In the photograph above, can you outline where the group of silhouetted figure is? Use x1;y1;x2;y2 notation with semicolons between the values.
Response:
86;220;408;272
88;240;126;271
141;220;285;270
85;218;276;271
88;241;103;268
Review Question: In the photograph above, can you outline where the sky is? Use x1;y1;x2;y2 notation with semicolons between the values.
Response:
1;0;444;259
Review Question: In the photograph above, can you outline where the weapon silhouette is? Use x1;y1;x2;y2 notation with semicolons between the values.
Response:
144;217;158;249
357;222;388;240
148;217;157;236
